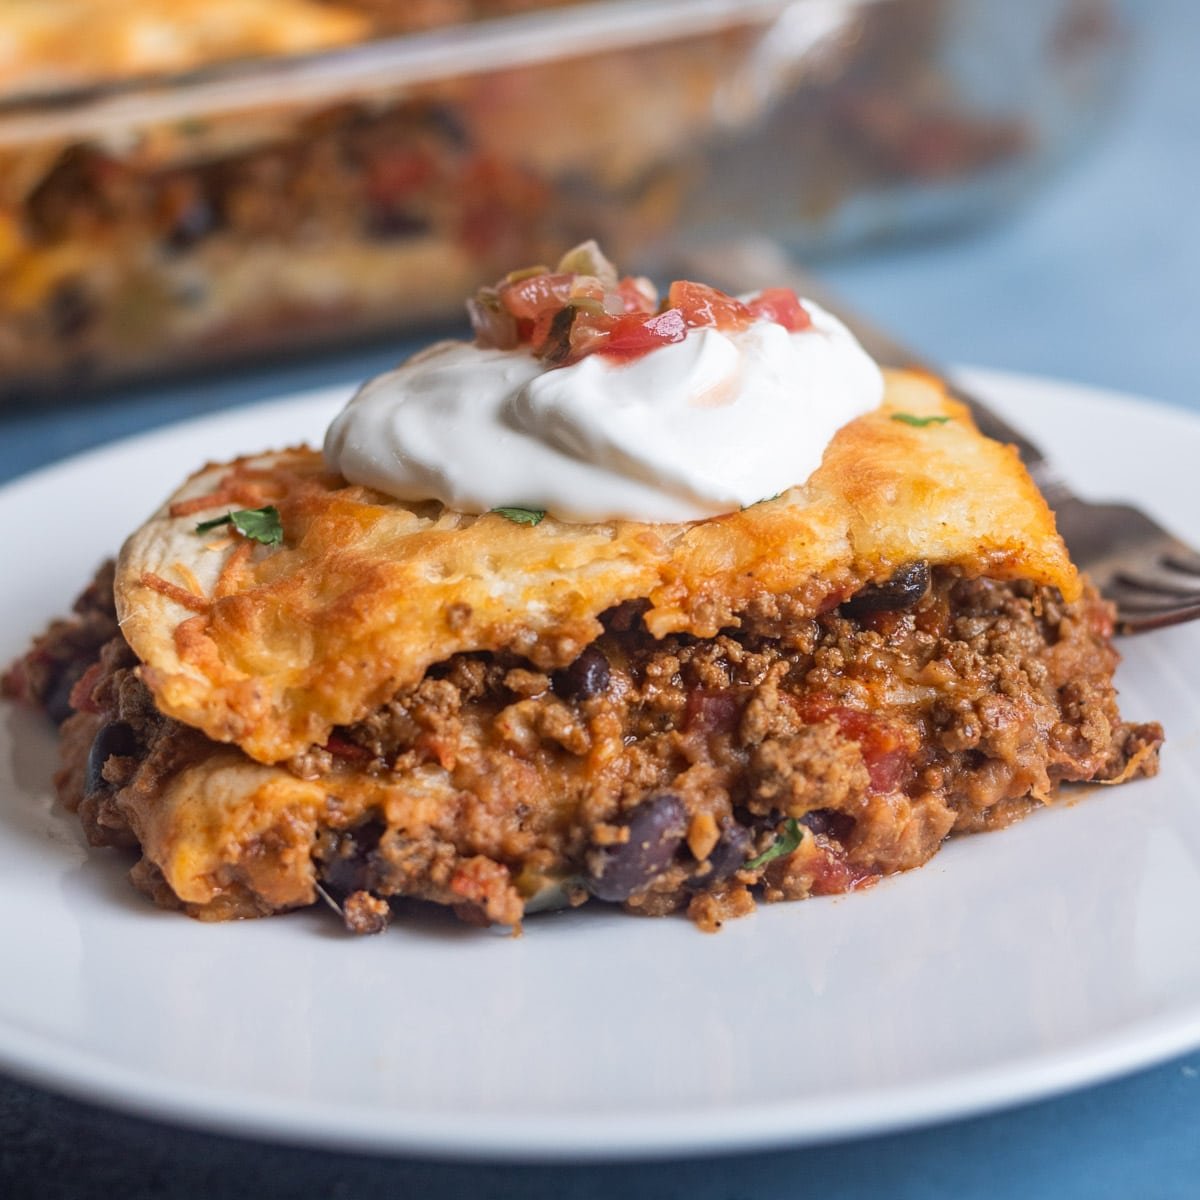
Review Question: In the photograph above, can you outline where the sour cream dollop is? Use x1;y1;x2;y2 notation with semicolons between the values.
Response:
323;300;883;523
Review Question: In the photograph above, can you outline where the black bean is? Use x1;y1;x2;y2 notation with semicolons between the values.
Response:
842;561;930;617
42;662;83;726
84;721;138;797
800;807;856;842
601;600;648;634
320;818;386;898
690;818;753;889
585;793;687;902
706;820;754;881
554;645;611;701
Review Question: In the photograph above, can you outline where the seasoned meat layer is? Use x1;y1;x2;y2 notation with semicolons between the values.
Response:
22;565;1162;931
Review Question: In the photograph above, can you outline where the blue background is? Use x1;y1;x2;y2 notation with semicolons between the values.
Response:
2;0;1198;1194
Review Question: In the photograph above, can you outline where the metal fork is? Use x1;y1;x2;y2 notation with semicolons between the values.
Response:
671;239;1200;633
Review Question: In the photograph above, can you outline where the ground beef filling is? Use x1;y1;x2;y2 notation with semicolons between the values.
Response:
28;566;1163;932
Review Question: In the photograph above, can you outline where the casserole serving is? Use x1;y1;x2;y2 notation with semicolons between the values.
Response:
5;252;1161;932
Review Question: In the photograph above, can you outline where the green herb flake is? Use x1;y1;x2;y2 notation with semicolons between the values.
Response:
742;492;783;510
194;505;284;546
492;506;546;526
744;818;805;871
891;412;951;428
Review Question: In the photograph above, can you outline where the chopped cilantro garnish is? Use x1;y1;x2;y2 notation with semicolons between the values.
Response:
492;507;546;526
744;818;805;870
194;505;283;546
891;412;951;428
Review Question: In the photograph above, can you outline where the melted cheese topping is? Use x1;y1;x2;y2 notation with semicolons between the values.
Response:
0;0;367;98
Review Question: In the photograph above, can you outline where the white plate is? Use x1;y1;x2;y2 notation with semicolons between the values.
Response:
1;369;1198;1162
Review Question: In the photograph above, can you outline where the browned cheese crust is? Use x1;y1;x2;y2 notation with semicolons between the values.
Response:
115;370;1077;765
0;1;368;97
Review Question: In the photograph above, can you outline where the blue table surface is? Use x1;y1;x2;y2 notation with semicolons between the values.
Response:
2;0;1198;1195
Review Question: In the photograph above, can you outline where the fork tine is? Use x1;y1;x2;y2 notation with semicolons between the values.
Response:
1162;552;1200;577
1111;594;1200;615
1112;571;1200;599
1118;601;1200;634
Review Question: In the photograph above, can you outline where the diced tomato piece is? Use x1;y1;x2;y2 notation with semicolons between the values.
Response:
527;305;565;357
499;272;574;321
809;850;876;895
68;661;104;714
807;848;855;895
667;280;752;330
746;288;812;332
615;275;659;314
476;261;811;366
601;308;688;359
860;740;909;795
794;698;911;794
324;734;372;763
565;310;614;361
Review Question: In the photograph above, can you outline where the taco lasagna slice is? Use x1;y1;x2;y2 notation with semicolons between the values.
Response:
5;258;1162;934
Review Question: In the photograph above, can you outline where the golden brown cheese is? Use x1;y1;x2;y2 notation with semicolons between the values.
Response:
117;738;509;921
115;369;1076;765
0;0;368;98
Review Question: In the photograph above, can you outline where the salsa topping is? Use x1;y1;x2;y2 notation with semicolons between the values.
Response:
468;241;811;367
326;243;882;523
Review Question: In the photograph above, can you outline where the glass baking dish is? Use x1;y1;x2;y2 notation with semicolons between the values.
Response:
0;0;1130;400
